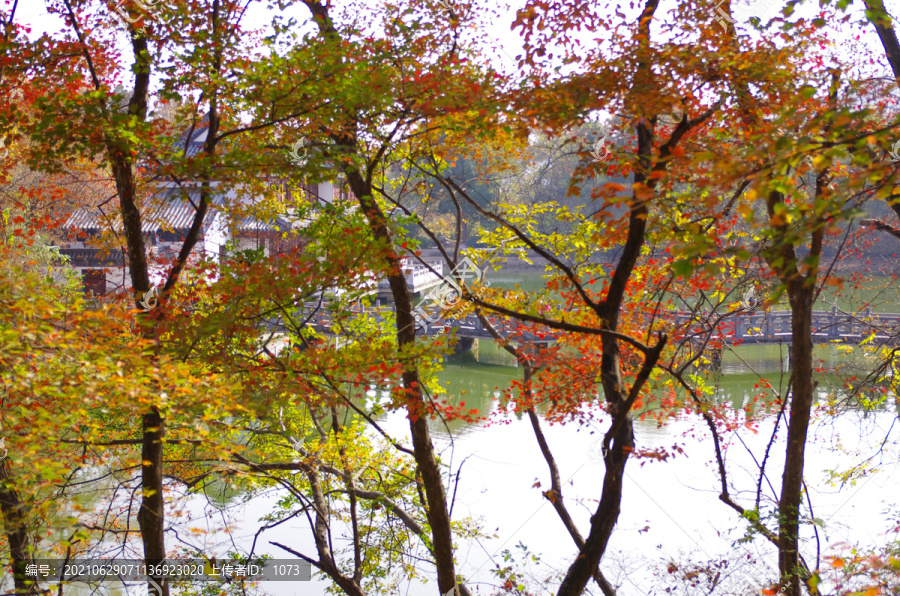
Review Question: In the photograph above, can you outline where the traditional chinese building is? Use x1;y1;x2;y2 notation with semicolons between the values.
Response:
60;114;352;296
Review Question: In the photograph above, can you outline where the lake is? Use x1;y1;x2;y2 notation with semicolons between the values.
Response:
159;339;899;596
52;272;900;596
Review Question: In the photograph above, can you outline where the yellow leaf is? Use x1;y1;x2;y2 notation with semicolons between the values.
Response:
806;573;820;592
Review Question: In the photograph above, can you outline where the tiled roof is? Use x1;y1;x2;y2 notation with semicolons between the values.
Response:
64;186;297;235
235;216;294;232
64;187;221;233
64;116;310;237
175;113;210;158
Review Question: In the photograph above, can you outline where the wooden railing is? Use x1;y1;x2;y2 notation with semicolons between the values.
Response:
276;304;900;346
675;307;900;345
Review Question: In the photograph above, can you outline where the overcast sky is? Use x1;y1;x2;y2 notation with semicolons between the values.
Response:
10;0;900;104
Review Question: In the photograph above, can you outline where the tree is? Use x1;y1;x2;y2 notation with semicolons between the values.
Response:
3;2;284;592
226;2;518;593
7;1;900;596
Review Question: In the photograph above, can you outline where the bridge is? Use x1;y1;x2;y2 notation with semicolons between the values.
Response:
373;258;446;299
684;306;900;345
286;307;549;342
268;305;900;347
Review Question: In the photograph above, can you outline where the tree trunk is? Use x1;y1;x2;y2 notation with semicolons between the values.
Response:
102;29;169;596
555;417;634;596
475;313;617;596
0;457;36;595
108;136;169;596
308;469;368;596
345;170;461;596
862;0;900;226
778;282;814;596
554;92;662;596
863;0;900;84
136;408;168;596
300;1;464;590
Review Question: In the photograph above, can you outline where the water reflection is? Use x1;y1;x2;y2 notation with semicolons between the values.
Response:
426;355;899;595
78;279;900;595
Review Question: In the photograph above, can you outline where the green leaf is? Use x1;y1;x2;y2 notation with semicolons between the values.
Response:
672;259;693;278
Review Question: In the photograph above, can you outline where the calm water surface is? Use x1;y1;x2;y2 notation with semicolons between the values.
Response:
13;276;900;596
92;271;900;596
159;339;900;596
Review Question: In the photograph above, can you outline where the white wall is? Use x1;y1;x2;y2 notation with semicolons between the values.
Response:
203;210;230;268
318;181;334;204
